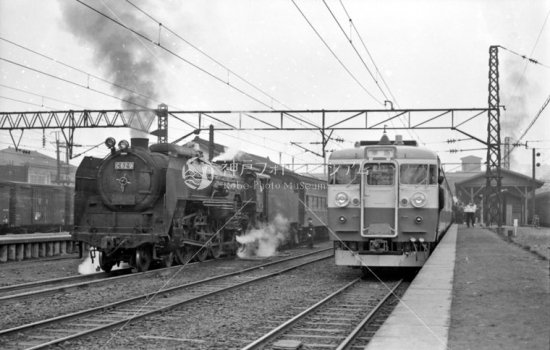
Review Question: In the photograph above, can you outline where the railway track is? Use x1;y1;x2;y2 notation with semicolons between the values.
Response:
0;268;133;302
0;248;332;350
239;278;407;350
0;251;244;302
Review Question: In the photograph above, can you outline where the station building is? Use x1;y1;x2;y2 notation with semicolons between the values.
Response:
446;155;544;226
0;147;76;185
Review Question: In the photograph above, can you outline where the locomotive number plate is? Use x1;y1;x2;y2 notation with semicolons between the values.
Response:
115;162;134;170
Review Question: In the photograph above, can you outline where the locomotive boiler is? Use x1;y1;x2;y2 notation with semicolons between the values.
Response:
72;137;258;272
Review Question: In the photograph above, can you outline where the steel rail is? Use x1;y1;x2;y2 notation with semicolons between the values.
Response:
21;251;332;350
241;279;404;350
240;278;361;350
0;268;132;295
0;249;332;349
0;253;227;302
335;280;404;350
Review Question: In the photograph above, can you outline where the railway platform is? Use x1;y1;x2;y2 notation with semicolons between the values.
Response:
366;224;549;350
0;232;83;263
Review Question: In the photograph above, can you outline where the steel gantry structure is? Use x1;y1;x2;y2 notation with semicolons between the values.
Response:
0;106;502;227
0;48;506;230
0;107;493;155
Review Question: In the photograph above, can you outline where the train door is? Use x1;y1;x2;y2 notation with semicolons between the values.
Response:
361;162;398;237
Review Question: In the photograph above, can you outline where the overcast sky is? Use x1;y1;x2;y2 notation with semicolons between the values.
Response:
0;0;549;177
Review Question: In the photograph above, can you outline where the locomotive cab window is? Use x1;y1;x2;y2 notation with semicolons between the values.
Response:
363;163;395;186
329;164;361;185
400;164;437;185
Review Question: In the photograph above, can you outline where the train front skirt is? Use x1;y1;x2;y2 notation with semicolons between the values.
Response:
334;249;430;267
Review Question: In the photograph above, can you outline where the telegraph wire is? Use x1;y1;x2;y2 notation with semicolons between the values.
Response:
500;45;550;69
124;0;343;145
76;0;319;131
0;36;160;105
125;0;287;109
0;57;149;108
0;95;56;110
0;83;89;109
122;0;348;150
80;0;342;162
290;0;383;105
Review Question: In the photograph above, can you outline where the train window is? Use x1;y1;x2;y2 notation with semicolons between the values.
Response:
400;164;438;185
329;164;361;185
364;163;395;185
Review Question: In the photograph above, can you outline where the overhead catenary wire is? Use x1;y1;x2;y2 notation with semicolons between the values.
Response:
321;0;388;102
81;0;342;161
338;0;399;106
124;0;346;145
324;0;424;145
121;0;349;151
0;41;311;165
290;0;383;105
77;0;319;131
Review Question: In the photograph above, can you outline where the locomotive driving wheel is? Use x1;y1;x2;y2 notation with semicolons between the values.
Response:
135;245;152;272
175;245;193;265
195;245;209;262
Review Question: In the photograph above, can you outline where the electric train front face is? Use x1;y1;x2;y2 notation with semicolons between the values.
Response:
327;134;453;270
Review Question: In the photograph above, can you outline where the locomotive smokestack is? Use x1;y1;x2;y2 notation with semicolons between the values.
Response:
131;138;149;150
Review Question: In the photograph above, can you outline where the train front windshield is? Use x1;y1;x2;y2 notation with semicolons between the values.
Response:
329;164;361;185
400;164;438;185
363;163;395;186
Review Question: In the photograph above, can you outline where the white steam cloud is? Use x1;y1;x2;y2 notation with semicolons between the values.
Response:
78;248;128;275
236;214;290;258
212;146;245;162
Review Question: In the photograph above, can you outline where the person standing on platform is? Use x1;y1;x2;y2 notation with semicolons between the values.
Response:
464;202;477;227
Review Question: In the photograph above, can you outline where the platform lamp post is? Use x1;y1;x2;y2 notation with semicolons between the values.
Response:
532;148;541;224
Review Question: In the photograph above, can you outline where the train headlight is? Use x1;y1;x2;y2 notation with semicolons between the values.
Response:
339;216;347;223
105;137;116;149
410;192;427;208
335;192;350;207
118;139;130;151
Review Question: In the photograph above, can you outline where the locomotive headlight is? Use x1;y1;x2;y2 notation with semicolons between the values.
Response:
105;137;116;149
118;139;130;151
335;192;350;207
339;216;347;223
410;192;427;208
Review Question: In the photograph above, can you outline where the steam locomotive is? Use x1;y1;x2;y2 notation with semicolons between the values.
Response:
327;134;453;274
72;137;327;272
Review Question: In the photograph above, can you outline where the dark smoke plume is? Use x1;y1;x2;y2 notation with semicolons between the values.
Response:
500;59;538;171
60;1;163;133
